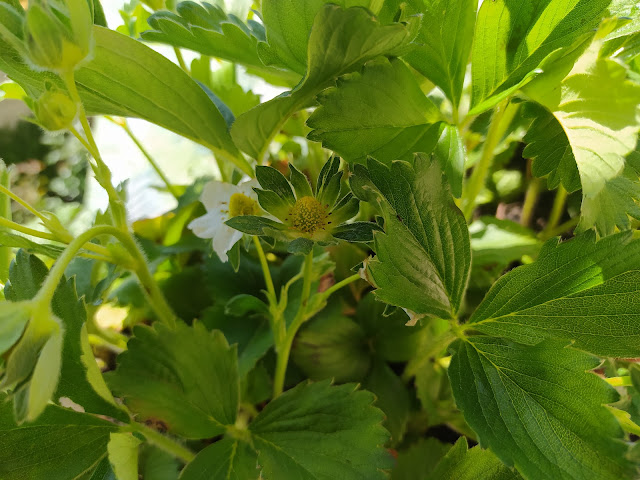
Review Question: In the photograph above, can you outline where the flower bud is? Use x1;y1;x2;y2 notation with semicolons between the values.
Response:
24;0;93;73
32;86;77;131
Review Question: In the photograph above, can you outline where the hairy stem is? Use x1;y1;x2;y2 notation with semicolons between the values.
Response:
123;422;195;463
462;100;518;221
543;185;568;235
520;176;542;227
273;250;314;398
253;236;276;301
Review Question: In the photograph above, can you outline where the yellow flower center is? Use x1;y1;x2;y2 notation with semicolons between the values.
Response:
229;193;259;217
290;196;328;234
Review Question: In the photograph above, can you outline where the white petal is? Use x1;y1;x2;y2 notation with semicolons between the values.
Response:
188;210;226;239
212;225;242;262
237;178;260;199
200;181;239;212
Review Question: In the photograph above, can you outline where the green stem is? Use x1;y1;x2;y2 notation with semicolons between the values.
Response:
538;216;579;241
0;216;131;265
34;226;117;307
212;147;255;179
123;422;195;463
520;176;542;227
0;163;11;284
462;100;518;221
253;236;276;301
543;185;568;234
117;119;180;200
173;47;189;74
316;273;360;303
273;251;314;398
0;184;48;224
402;328;457;382
33;225;176;327
62;71;127;230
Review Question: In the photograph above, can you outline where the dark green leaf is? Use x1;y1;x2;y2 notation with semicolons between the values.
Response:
180;437;258;480
0;399;118;480
249;380;392;480
434;123;465;198
360;155;471;319
287;237;314;255
469;232;640;358
404;0;477;108
331;221;381;243
225;215;285;236
0;26;240;160
108;322;239;439
308;58;441;163
391;438;450;480
232;5;420;160
449;337;634;480
430;437;520;480
256;165;296;205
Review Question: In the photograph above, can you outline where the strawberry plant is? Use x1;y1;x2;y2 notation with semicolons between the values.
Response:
0;0;640;479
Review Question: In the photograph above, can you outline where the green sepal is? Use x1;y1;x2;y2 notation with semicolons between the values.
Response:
318;170;343;208
254;188;291;221
256;165;296;205
289;163;313;199
287;237;314;255
331;222;381;243
225;215;286;236
316;156;340;195
225;294;270;317
329;193;360;224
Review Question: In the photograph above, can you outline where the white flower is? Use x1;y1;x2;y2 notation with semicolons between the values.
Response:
188;179;259;262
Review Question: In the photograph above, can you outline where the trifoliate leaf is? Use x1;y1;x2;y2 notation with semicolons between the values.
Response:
257;0;378;75
430;437;521;480
523;40;640;235
471;0;610;113
249;380;392;480
0;398;118;480
231;5;419;160
142;3;272;76
449;337;634;480
180;437;258;480
469;232;640;358
356;155;471;319
108;322;239;439
307;57;441;163
404;0;477;109
4;251;126;422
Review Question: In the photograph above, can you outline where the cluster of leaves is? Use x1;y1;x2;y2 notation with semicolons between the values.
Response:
1;0;640;479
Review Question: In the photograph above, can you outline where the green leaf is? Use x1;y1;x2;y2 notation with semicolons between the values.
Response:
471;0;610;113
5;251;126;421
0;301;30;356
88;458;116;480
0;26;241;161
469;232;640;358
358;155;471;319
257;0;377;75
108;322;239;439
180;437;258;480
249;380;392;479
225;215;285;236
430;437;520;480
404;0;477;108
449;337;634;480
391;438;450;480
362;359;410;444
523;41;640;234
330;221;380;243
107;432;142;480
0;399;118;480
308;58;441;163
469;217;542;269
139;445;179;480
231;5;419;160
142;3;275;78
292;308;371;383
434;123;466;198
0;232;64;258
